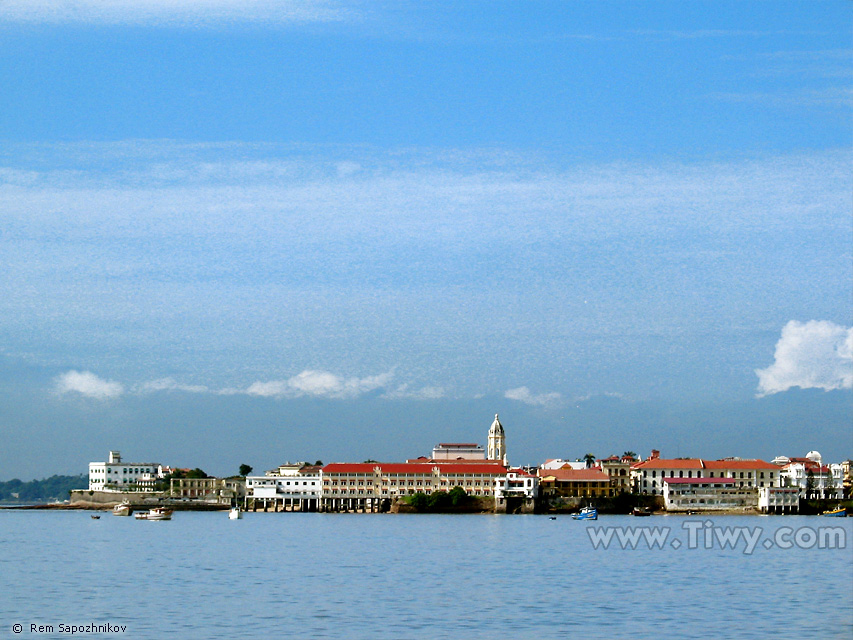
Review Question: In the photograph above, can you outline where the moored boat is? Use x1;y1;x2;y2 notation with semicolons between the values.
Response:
134;507;173;521
632;507;652;516
112;502;132;517
571;506;598;520
822;507;846;517
229;507;242;520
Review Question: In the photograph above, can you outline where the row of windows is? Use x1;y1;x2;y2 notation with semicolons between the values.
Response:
91;467;153;475
641;470;775;479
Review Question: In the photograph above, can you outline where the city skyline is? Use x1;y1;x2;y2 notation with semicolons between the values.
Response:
0;1;850;479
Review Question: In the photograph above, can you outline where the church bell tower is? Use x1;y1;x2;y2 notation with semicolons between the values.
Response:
487;414;506;464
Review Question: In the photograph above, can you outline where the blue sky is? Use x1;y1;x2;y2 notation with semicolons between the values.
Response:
0;1;850;479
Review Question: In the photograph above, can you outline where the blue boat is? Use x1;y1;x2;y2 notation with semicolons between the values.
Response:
571;506;598;520
822;507;846;517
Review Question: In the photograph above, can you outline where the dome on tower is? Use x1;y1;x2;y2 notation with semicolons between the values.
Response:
489;414;504;436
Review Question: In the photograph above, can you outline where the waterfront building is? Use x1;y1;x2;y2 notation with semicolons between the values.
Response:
495;468;538;500
319;461;508;512
537;467;614;498
662;478;758;511
245;463;321;511
758;486;800;513
775;451;844;499
599;454;636;494
170;477;245;503
842;459;853;499
631;451;781;495
88;451;164;492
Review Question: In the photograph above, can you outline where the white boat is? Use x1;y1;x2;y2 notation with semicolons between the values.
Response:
229;507;243;520
134;507;173;521
112;502;132;517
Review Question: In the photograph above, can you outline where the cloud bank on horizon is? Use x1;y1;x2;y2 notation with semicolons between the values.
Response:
0;0;349;26
756;320;853;397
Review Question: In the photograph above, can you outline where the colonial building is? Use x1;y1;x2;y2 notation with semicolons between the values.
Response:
775;452;844;499
599;454;636;494
88;451;164;492
537;467;614;498
319;461;508;512
663;478;758;511
631;451;780;495
170;477;245;503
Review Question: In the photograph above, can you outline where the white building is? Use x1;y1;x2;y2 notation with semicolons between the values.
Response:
495;468;538;500
631;451;780;495
758;486;800;513
776;451;843;499
88;451;164;492
431;443;485;460
245;463;321;511
663;478;759;511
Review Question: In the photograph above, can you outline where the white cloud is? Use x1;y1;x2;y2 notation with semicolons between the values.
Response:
0;0;349;27
137;378;209;394
381;384;446;400
246;369;394;399
756;320;853;396
55;370;124;400
505;386;562;408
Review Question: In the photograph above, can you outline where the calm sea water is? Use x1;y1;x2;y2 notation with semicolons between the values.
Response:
1;510;851;639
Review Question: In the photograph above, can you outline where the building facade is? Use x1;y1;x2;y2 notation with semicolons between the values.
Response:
631;452;780;495
319;461;508;512
88;451;164;492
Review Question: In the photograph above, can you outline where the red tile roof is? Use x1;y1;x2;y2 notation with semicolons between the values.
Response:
632;458;704;470
703;459;778;470
632;458;777;470
322;462;508;475
538;468;611;482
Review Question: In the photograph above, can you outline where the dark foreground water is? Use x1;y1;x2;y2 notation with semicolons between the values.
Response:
1;510;851;639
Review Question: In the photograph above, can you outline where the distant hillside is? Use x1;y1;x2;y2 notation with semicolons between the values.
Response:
0;475;88;503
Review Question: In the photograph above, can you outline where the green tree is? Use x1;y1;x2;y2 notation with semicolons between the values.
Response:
805;469;816;497
185;468;208;479
448;486;468;507
314;460;324;466
239;464;253;477
583;453;596;468
623;451;637;460
409;492;428;510
427;490;449;510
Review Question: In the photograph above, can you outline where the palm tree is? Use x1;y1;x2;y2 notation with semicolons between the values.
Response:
583;453;596;469
623;451;637;460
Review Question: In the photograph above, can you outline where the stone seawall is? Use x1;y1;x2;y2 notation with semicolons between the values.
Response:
70;490;168;508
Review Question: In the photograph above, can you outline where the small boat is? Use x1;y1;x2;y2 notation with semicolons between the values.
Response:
90;515;101;520
112;502;132;517
632;507;652;517
134;507;173;521
229;507;243;520
548;516;557;520
571;506;598;520
822;507;846;517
